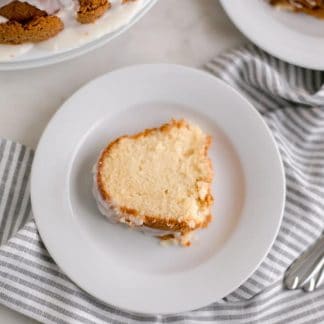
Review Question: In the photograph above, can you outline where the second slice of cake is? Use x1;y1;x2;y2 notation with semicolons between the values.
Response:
93;119;214;246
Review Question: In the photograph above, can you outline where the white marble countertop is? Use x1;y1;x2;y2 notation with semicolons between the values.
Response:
0;0;244;322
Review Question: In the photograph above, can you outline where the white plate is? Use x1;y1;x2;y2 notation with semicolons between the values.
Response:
220;0;324;70
0;0;157;71
31;64;285;314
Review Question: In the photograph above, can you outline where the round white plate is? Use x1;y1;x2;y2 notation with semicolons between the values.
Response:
31;64;285;314
220;0;324;70
0;0;157;71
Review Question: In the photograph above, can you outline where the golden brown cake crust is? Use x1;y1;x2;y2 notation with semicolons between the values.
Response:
96;119;214;235
0;1;63;45
0;15;64;44
77;0;111;24
0;0;46;21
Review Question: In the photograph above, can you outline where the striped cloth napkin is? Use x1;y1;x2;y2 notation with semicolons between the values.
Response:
1;44;324;323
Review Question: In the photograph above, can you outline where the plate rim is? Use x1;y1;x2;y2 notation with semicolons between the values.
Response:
0;0;158;71
31;64;286;314
220;0;324;70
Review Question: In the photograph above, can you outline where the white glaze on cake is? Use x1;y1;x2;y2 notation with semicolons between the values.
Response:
92;164;178;238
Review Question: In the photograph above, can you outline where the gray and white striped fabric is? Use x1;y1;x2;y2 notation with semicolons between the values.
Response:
1;44;324;323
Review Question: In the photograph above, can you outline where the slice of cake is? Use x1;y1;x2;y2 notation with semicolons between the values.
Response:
93;119;214;246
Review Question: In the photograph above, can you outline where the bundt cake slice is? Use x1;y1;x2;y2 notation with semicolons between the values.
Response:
93;119;214;246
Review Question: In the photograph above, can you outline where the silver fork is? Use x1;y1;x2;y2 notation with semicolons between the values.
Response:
285;235;324;292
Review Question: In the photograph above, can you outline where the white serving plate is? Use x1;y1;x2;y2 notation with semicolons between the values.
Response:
31;64;285;314
221;0;324;70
